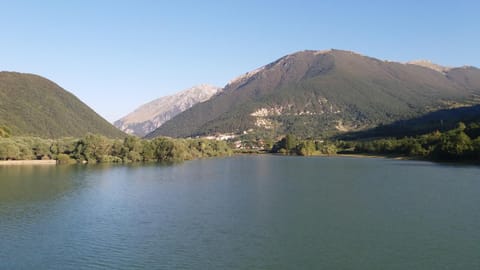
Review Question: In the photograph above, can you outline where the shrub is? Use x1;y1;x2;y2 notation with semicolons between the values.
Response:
57;154;75;164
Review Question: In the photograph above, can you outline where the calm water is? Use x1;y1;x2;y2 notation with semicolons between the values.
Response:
1;156;480;269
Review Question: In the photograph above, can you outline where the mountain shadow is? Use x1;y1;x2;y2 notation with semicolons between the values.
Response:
337;105;480;140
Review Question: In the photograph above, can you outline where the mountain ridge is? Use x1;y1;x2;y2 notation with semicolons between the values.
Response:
147;49;480;139
114;84;221;137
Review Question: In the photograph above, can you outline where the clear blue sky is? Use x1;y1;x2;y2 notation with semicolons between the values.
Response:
1;0;479;121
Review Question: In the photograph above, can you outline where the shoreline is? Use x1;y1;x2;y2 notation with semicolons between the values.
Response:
334;153;409;160
0;160;57;166
234;150;411;160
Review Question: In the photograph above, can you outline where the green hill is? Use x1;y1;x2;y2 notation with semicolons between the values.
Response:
147;49;480;139
0;72;125;138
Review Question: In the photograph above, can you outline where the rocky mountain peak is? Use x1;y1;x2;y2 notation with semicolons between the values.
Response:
114;84;221;137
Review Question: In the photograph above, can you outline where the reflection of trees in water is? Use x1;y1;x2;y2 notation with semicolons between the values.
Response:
0;163;180;206
0;165;85;204
0;164;157;205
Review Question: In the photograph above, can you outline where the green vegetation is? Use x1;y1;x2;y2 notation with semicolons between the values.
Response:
149;50;480;139
0;134;232;163
0;72;125;138
2;124;479;164
0;125;11;138
270;134;338;156
352;122;480;162
268;121;480;163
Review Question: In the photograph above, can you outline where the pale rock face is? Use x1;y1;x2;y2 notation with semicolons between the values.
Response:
250;98;342;129
407;60;451;73
114;84;221;137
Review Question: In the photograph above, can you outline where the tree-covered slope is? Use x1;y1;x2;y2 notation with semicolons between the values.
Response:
0;72;125;138
148;49;480;139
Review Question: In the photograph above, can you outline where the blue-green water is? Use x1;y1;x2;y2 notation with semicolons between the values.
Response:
1;156;480;269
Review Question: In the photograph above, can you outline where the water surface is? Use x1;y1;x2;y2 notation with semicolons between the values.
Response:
1;156;480;269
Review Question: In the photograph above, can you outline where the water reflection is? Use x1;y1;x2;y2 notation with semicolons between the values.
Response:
1;157;480;269
0;165;79;203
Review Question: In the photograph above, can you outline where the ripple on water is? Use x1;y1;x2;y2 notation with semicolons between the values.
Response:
1;157;480;269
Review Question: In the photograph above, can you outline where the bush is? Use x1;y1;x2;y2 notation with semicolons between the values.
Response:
100;155;122;163
0;141;20;160
57;154;75;164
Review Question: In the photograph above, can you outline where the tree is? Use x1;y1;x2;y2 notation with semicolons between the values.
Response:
31;139;52;159
0;141;20;160
263;137;274;151
141;140;156;162
18;143;35;160
271;134;298;154
296;140;316;156
472;137;480;160
318;142;337;155
154;137;175;161
57;153;75;164
127;151;142;162
110;139;125;158
80;134;113;163
285;134;297;152
50;138;77;156
434;131;473;160
124;136;143;153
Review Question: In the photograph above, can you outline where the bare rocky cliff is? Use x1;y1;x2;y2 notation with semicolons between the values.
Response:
114;84;221;137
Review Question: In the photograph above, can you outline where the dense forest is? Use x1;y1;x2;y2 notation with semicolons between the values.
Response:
0;133;232;163
0;72;125;138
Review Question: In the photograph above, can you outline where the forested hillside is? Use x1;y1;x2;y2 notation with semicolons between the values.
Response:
0;72;125;138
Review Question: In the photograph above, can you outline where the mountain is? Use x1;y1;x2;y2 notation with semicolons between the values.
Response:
0;72;125;138
147;49;480;139
114;84;221;137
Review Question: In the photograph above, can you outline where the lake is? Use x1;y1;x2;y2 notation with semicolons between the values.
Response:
1;156;480;269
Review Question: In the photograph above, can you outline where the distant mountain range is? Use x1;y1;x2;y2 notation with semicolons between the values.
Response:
2;49;479;141
114;84;221;137
0;72;124;138
147;49;480;139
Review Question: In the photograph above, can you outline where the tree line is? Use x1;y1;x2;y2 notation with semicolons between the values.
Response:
269;122;480;162
353;122;480;161
0;134;232;163
3;122;479;163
